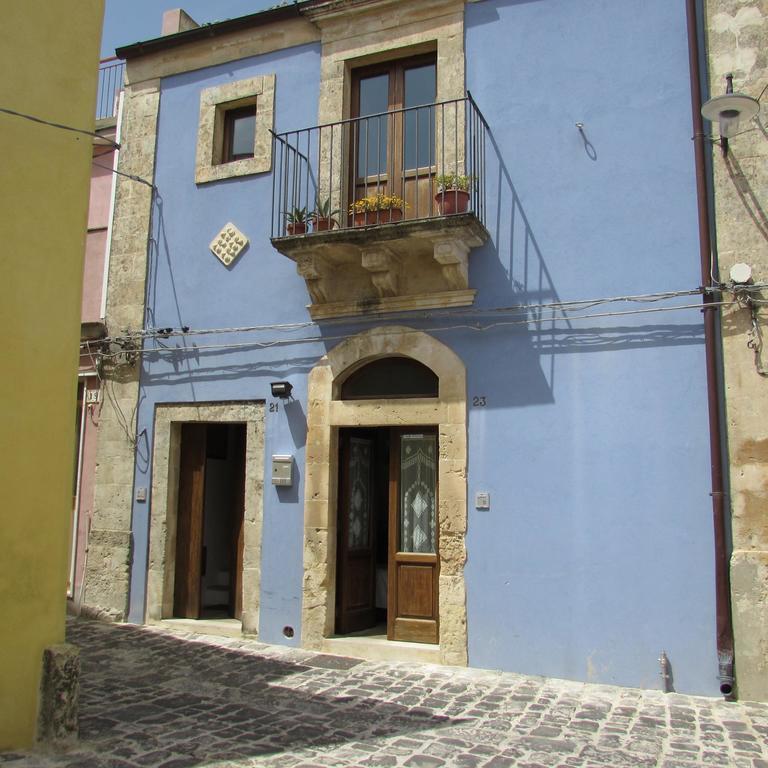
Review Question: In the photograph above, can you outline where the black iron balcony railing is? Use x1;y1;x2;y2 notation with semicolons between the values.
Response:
96;57;125;120
271;93;488;238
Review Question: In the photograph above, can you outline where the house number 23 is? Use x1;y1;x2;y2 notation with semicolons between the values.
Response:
472;396;487;407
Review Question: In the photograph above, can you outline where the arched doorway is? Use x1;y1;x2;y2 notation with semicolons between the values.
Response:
301;326;468;665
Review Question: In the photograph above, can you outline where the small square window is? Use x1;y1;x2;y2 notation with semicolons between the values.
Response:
195;75;275;184
222;105;257;164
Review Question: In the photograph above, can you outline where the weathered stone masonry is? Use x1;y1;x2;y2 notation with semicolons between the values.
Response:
82;79;160;620
705;0;768;701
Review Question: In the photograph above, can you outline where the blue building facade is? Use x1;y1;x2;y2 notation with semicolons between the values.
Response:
94;0;724;696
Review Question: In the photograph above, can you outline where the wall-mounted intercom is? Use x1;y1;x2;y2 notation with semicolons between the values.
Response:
271;454;294;486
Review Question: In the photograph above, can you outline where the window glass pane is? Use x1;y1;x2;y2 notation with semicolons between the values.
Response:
404;64;436;108
399;434;437;554
341;357;438;400
357;74;388;177
404;64;436;170
348;438;372;549
230;109;256;159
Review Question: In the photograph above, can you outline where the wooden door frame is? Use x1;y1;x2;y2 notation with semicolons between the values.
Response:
230;424;247;620
349;53;437;207
335;429;379;633
173;423;207;619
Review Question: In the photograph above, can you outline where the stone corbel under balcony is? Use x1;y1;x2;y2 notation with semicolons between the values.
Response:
271;213;488;320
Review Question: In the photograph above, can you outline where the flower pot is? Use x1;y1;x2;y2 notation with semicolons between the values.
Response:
311;217;336;232
353;208;404;226
435;189;470;215
286;222;307;235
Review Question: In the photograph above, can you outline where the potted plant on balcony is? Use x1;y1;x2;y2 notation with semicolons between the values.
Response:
310;197;341;232
349;193;407;226
434;173;472;215
285;206;308;235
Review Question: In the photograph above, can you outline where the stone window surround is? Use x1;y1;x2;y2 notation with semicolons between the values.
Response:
195;74;275;184
310;0;467;196
310;0;466;128
146;402;265;635
301;326;468;666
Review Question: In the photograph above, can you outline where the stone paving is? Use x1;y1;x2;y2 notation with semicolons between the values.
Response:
2;618;768;768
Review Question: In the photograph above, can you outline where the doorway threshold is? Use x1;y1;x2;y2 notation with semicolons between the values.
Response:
153;618;242;639
322;626;441;664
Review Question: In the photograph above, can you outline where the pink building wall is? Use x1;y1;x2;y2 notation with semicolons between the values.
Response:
82;229;107;322
70;126;116;607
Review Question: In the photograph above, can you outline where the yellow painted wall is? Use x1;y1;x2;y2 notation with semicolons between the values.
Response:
0;0;104;749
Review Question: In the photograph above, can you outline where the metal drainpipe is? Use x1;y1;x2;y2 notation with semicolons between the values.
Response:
685;0;735;698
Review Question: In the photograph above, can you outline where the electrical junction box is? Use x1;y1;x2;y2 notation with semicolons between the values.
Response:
271;455;294;486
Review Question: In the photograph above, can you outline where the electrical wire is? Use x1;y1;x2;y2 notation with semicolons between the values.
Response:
91;160;156;189
92;299;734;360
84;339;138;447
99;287;728;344
0;106;121;149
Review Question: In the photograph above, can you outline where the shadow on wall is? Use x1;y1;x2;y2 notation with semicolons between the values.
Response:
142;189;319;394
443;122;572;406
725;147;768;246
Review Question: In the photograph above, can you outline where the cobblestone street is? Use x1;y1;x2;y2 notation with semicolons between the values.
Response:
2;618;767;768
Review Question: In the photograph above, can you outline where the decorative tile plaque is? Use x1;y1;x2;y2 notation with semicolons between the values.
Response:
210;222;248;266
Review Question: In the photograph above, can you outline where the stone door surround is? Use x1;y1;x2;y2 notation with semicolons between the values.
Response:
301;326;468;665
146;402;265;635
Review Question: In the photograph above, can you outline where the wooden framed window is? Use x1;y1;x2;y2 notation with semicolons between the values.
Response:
350;53;437;219
222;105;257;164
195;75;275;184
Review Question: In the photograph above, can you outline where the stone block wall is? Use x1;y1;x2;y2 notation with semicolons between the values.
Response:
705;0;768;701
82;78;160;620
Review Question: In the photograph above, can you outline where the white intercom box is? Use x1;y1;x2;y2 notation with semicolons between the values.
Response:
271;455;294;486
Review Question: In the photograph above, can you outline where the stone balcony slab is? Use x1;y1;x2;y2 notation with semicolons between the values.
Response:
271;213;488;319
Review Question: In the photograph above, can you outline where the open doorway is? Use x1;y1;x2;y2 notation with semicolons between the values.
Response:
173;422;246;620
336;426;439;644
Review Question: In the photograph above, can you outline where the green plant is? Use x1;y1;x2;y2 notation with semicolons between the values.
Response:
435;173;472;192
349;193;407;215
284;206;308;224
310;197;341;221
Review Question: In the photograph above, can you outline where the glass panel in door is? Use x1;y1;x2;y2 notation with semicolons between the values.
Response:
403;64;436;171
348;437;372;549
356;73;389;181
399;434;437;553
336;432;377;634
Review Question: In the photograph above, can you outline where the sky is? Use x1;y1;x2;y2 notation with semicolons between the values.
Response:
101;0;284;58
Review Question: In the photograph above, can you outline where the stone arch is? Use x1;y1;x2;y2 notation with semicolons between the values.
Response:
301;326;468;665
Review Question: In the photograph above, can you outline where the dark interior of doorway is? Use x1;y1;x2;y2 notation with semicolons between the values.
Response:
173;422;246;621
335;427;390;636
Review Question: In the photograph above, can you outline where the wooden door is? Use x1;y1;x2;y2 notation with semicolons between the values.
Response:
350;55;437;221
174;423;207;618
388;429;439;643
336;431;377;634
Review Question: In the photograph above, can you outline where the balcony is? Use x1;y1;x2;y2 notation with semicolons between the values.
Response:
96;57;124;122
270;95;490;319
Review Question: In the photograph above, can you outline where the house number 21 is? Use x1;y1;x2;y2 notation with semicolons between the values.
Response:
472;396;487;407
